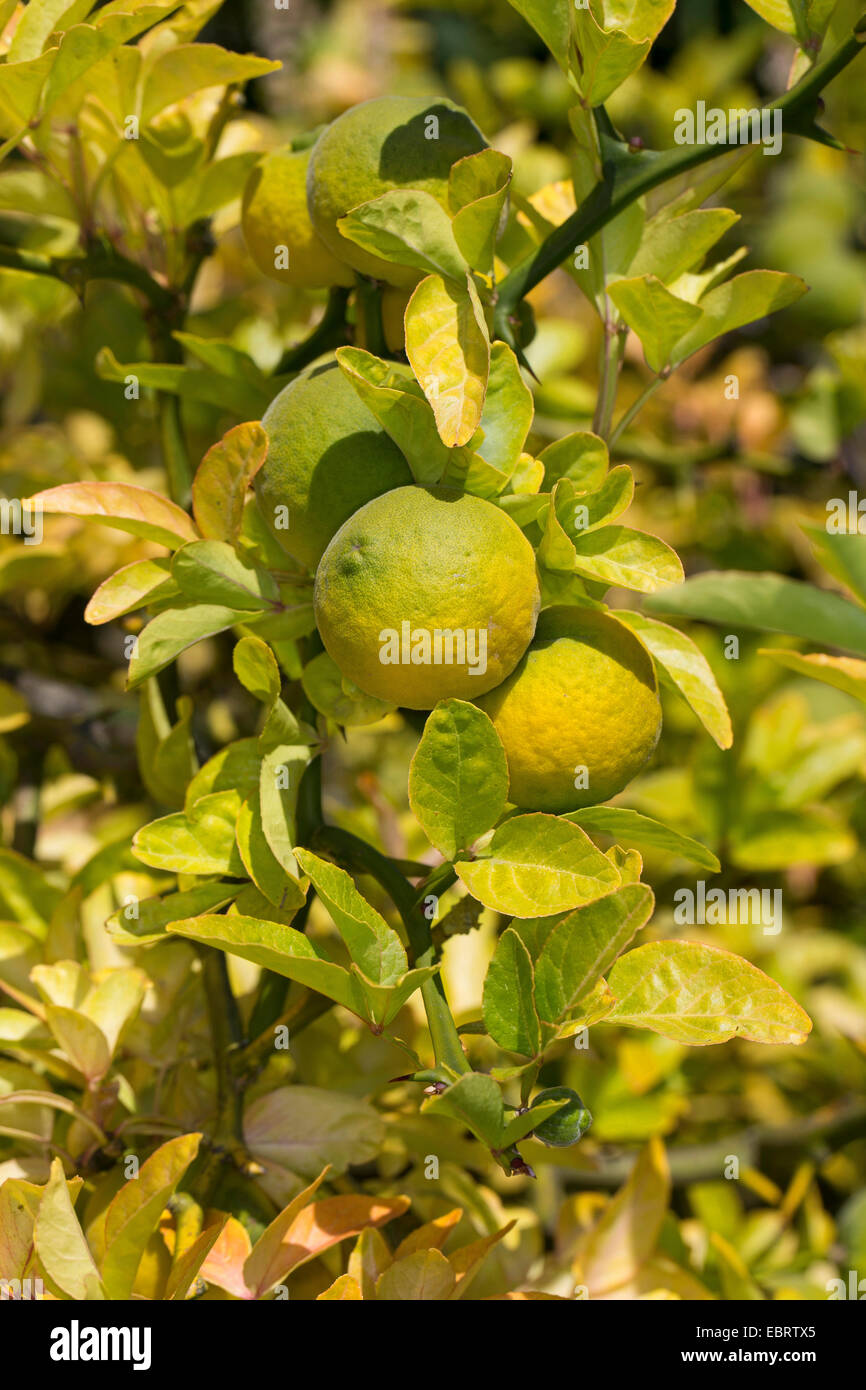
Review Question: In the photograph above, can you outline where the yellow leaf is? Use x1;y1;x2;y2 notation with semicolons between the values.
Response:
375;1248;456;1300
394;1208;462;1259
318;1274;363;1300
405;272;489;447
574;1136;670;1297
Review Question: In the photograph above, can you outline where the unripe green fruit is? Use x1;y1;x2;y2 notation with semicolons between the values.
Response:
530;1087;592;1148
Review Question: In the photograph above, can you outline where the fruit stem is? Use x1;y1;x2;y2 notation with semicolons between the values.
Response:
354;276;388;357
310;824;471;1074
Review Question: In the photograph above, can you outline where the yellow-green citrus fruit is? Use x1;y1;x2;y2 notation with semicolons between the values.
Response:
307;96;487;286
242;145;354;288
477;606;661;813
530;1087;592;1148
255;362;412;572
314;485;541;709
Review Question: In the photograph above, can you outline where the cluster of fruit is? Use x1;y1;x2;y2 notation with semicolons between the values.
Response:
242;96;662;815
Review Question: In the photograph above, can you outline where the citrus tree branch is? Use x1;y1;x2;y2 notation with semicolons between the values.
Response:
0;238;177;312
493;15;866;345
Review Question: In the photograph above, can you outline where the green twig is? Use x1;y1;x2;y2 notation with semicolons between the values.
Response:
493;16;866;345
193;945;257;1202
274;285;352;375
593;322;627;439
609;374;666;446
0;239;176;311
413;861;458;906
233;988;334;1075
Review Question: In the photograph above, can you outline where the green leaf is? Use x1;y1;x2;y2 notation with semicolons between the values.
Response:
449;149;512;213
28;482;197;549
360;965;441;1029
302;650;394;727
294;849;406;986
80;969;146;1057
539;471;636;573
645;572;866;658
566;807;721;872
497;1100;563;1147
742;0;835;44
569;4;652;107
136;681;196;809
405;273;490;448
191;421;268;544
132;791;245;876
106;882;237;947
184;739;262;814
234;634;281;704
449;151;512;276
236;793;304;913
128;605;259;688
375;1248;456;1301
409;699;508;860
455;813;620;917
100;1133;201;1300
0;166;78;220
172;539;279;611
506;0;570;72
629;208;740;285
474;342;534;476
729;807;855;871
167;914;368;1018
34;1158;106;1302
538;431;609;490
259;744;309;879
570;526;684;594
96;347;271;416
336;346;464;486
671;271;808;365
244;1086;384;1181
803;525;866;607
423;1071;505;1149
0;847;62;930
8;0;96;62
0;1172;44;1278
84;558;177;625
615;611;732;749
606;941;812;1046
164;1218;228;1302
531;884;655;1026
140;44;280;123
44;1006;111;1082
607;276;702;373
338;189;468;281
760;650;866;705
482;928;541;1057
40;22;117;113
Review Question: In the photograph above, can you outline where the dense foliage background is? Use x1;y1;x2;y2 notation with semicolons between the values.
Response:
1;0;865;1301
